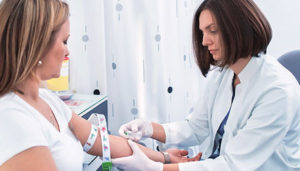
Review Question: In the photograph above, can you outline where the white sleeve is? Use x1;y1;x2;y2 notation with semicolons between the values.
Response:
0;109;48;165
54;96;72;122
160;120;199;149
161;107;210;148
41;89;72;122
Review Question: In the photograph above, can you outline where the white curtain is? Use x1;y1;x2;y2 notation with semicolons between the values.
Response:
68;0;205;152
68;0;107;95
104;0;204;150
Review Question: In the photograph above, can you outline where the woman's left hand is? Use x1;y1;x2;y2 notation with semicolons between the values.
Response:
166;148;202;163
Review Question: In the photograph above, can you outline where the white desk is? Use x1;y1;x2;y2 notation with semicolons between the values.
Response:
64;94;107;117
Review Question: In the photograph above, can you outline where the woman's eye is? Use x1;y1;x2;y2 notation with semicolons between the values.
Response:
63;40;68;45
210;30;217;34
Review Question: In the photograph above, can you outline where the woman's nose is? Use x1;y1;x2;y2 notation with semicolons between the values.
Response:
65;48;70;57
202;34;211;46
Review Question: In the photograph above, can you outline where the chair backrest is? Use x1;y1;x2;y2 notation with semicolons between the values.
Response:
278;50;300;84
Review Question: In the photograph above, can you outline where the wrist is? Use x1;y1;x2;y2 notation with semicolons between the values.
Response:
160;151;171;164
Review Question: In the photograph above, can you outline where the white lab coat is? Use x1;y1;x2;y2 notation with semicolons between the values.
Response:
161;55;300;170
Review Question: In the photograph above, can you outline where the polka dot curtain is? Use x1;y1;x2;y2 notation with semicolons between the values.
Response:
68;0;205;152
103;0;205;140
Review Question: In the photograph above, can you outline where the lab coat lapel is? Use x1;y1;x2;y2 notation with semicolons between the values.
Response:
211;70;235;137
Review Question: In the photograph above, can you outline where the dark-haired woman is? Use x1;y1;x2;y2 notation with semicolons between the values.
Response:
114;0;300;170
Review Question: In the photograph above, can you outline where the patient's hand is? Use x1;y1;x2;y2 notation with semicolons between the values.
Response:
166;148;202;163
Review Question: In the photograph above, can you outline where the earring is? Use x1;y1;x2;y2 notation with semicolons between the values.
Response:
38;60;42;65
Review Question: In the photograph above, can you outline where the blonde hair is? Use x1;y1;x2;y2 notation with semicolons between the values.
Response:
0;0;69;96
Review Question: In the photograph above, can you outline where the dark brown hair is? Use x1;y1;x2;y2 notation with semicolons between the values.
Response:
192;0;272;77
0;0;69;96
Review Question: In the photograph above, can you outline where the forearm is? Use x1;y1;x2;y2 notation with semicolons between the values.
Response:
69;113;164;161
90;134;164;162
109;136;165;163
137;140;164;162
151;122;166;143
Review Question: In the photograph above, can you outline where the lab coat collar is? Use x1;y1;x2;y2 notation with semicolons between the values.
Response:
236;55;264;85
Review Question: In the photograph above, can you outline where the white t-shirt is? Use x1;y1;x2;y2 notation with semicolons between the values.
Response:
0;89;83;171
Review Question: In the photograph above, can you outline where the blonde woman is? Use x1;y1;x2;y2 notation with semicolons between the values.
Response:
0;0;201;170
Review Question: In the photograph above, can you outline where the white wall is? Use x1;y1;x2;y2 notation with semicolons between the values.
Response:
255;0;300;58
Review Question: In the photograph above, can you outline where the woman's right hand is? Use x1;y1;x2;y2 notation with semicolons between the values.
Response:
166;148;202;163
118;119;153;142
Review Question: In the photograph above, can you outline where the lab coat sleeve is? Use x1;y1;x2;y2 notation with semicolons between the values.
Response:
160;92;211;149
161;120;202;148
180;87;297;170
